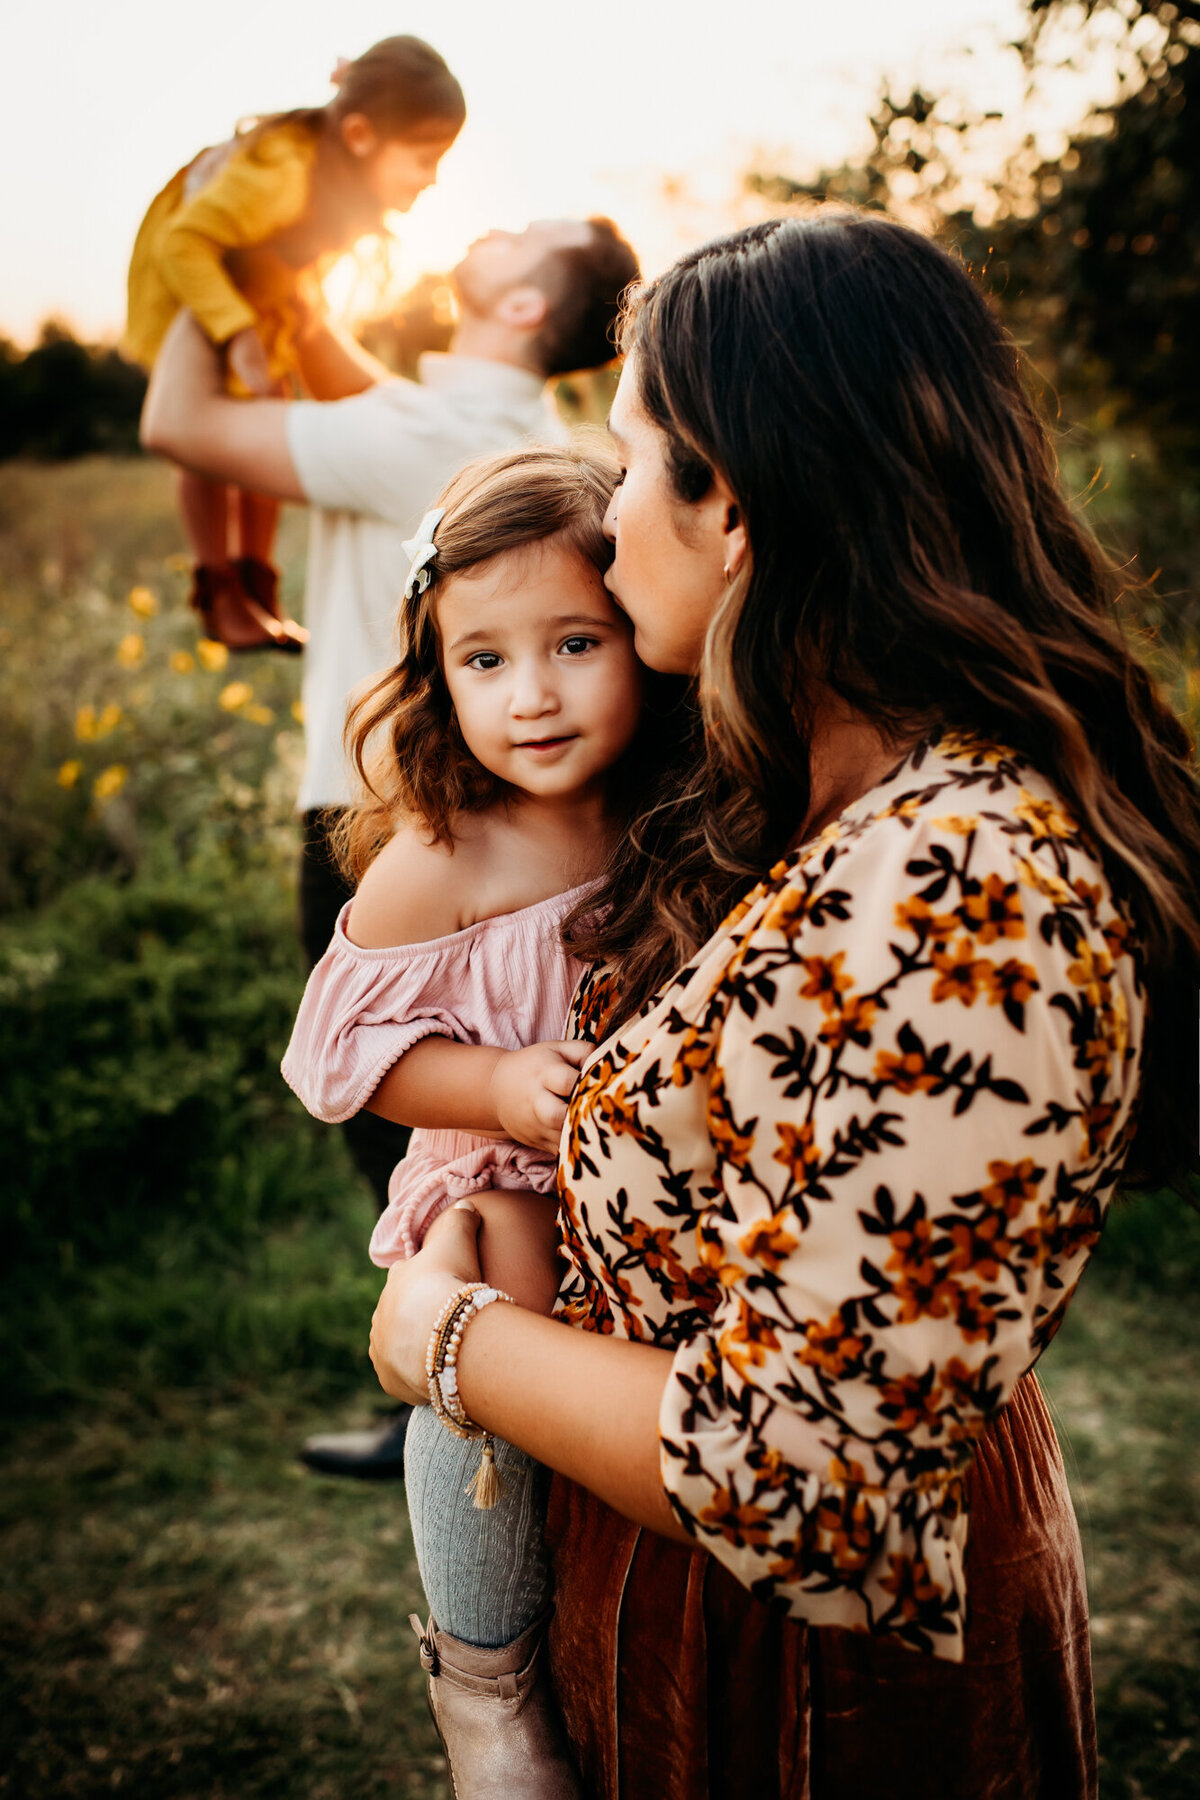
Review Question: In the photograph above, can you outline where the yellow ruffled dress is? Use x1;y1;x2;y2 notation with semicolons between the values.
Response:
124;120;323;384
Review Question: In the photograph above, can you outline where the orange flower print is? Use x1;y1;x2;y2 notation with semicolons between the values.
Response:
720;1298;781;1377
876;1371;944;1433
1102;912;1132;961
748;1441;792;1489
1014;789;1077;841
739;1211;800;1272
698;1488;775;1550
670;1023;714;1087
819;993;879;1048
1080;1097;1119;1158
761;885;814;939
930;814;979;837
800;952;854;1012
880;1553;946;1622
773;1120;822;1186
892;1267;961;1324
959;874;1025;944
816;1487;878;1572
946;1214;1013;1281
885;1214;938;1278
698;1225;745;1289
980;1157;1043;1219
597;1083;642;1141
1066;940;1114;1008
1072;878;1104;919
982;957;1040;1011
931;938;991;1005
894;895;958;942
874;1044;940;1094
708;1072;755;1169
953;1285;1002;1344
799;1310;867;1378
619;1219;691;1292
1014;854;1075;906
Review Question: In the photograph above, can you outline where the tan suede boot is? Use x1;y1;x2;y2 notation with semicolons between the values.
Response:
410;1608;582;1799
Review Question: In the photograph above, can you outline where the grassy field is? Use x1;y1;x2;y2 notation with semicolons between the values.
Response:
1;457;1197;1798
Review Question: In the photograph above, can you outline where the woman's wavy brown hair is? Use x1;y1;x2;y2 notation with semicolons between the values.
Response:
565;211;1200;1187
339;441;661;879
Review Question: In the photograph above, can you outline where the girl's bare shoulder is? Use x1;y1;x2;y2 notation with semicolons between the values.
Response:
345;822;477;948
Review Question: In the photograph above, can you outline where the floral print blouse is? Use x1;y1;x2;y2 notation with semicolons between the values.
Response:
556;732;1144;1661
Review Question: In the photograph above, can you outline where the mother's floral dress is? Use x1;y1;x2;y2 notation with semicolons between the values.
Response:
548;731;1142;1799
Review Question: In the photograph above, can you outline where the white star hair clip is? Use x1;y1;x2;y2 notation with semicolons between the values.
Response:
402;506;446;600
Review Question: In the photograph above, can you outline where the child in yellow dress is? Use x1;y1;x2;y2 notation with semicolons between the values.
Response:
125;35;465;651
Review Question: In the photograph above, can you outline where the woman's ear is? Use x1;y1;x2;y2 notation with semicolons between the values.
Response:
706;469;747;579
340;112;378;160
722;500;747;581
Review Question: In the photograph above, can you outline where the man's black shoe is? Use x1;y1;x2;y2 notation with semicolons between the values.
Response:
298;1406;412;1480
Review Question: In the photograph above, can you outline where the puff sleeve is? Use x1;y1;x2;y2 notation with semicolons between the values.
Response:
655;806;1142;1657
281;905;483;1124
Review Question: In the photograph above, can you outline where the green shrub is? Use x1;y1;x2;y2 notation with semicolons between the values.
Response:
0;848;320;1268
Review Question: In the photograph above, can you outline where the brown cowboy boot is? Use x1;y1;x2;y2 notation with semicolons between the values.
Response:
187;562;297;653
410;1608;581;1799
233;556;307;652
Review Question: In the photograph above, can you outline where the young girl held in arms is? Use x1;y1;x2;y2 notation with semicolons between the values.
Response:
125;36;464;652
283;444;661;1796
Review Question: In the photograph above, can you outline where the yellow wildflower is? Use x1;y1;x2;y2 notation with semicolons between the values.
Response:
127;585;157;618
97;703;122;736
57;759;83;789
219;681;254;712
75;705;99;741
93;765;128;802
116;633;145;670
169;650;195;674
244;703;275;726
291;698;305;725
196;639;229;672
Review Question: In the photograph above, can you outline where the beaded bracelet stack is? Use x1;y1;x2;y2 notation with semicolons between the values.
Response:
426;1282;515;1510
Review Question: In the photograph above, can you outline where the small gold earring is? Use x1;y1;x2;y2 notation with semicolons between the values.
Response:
722;562;732;584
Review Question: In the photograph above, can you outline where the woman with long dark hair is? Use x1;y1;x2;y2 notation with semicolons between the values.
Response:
369;212;1200;1797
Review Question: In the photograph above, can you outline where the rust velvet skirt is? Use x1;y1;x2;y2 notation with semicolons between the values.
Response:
545;1373;1095;1800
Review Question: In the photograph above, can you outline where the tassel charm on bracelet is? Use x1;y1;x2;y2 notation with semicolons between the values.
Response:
425;1282;515;1510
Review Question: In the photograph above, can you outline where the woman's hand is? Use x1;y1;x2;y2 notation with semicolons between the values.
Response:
488;1040;589;1154
369;1201;484;1404
226;326;274;396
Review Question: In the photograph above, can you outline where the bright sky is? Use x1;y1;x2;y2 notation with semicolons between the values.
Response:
2;0;1084;346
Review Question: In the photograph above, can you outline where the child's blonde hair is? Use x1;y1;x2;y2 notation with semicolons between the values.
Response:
339;442;622;879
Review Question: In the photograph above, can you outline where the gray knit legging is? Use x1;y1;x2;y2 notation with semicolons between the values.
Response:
404;1404;553;1649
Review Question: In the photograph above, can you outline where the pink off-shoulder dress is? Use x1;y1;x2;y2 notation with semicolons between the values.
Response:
281;888;590;1264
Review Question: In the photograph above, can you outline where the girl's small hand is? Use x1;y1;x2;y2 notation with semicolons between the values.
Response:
226;326;274;396
488;1040;589;1154
369;1201;483;1403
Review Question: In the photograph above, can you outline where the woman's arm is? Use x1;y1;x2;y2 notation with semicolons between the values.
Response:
369;1200;691;1543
